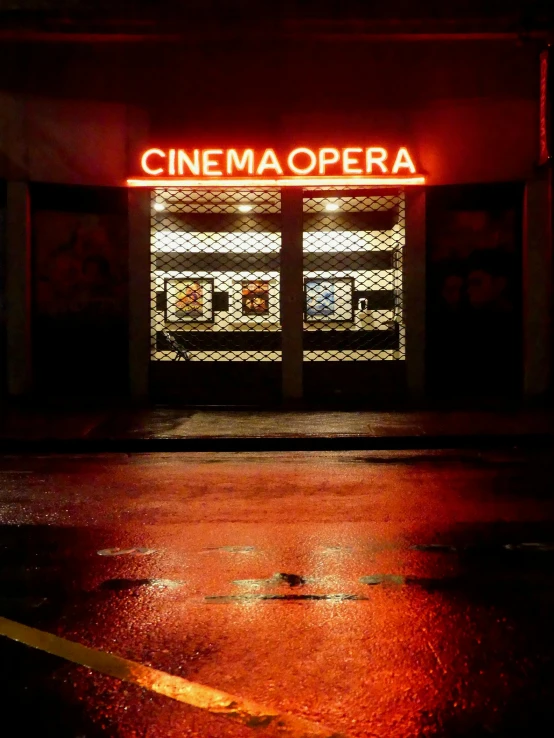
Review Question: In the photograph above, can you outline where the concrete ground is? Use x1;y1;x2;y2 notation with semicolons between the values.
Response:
1;448;554;736
0;407;553;451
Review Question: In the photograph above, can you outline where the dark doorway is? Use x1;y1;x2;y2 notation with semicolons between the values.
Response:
426;183;523;407
31;184;128;401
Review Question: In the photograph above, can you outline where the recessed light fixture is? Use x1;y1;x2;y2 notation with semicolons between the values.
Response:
237;204;253;213
325;202;340;212
153;202;165;212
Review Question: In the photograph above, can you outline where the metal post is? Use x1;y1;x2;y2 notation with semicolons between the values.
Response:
128;188;151;400
280;188;304;402
404;187;427;404
523;169;552;400
6;181;32;398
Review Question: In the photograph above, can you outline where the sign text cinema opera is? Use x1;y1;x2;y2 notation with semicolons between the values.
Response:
135;146;422;184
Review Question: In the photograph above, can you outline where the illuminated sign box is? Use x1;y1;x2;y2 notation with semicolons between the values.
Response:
127;146;425;187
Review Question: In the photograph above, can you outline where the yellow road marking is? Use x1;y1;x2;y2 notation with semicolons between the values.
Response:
0;616;349;738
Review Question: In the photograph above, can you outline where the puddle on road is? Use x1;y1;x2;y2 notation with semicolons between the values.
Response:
359;574;458;590
411;544;458;553
318;545;353;554
99;578;183;591
504;542;554;552
97;547;156;557
205;593;368;603
360;572;554;593
201;545;256;554
359;574;405;586
233;572;307;588
413;542;554;554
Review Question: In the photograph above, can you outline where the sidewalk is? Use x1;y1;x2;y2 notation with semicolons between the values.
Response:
0;406;553;452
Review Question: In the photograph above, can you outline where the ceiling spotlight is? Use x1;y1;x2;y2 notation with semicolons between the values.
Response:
237;204;253;213
325;202;340;212
153;202;165;212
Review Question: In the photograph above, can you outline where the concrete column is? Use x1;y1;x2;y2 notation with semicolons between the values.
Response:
523;169;552;400
280;188;304;402
128;188;151;400
404;187;427;403
6;181;32;398
127;106;151;401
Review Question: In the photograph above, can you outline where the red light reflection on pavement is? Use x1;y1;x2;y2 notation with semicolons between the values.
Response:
3;451;554;737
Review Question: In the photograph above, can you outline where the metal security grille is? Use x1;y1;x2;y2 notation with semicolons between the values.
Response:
302;191;405;362
151;189;282;362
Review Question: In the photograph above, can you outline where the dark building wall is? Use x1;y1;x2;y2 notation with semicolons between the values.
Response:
0;38;542;186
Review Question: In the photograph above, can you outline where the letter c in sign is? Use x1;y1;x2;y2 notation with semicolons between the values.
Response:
141;149;166;176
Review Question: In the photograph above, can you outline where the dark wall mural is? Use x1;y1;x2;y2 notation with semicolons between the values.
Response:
32;185;128;398
35;212;127;319
426;183;523;404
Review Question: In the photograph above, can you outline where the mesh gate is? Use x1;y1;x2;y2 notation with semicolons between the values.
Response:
151;189;282;363
150;187;405;401
302;191;405;362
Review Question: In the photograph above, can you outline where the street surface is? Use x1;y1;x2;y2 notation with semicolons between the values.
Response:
1;448;554;737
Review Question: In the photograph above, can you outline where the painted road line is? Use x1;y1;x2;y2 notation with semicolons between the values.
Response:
0;616;350;738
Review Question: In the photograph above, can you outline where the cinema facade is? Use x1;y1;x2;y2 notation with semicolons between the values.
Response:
0;36;552;407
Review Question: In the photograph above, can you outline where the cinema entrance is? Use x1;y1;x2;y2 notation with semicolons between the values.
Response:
147;185;416;405
127;144;420;404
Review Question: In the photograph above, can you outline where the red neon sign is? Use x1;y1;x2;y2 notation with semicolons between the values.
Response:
128;146;425;187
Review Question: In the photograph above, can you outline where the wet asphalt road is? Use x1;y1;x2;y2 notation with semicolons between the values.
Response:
1;448;554;737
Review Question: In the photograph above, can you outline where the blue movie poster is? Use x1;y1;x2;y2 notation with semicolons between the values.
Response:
306;280;335;318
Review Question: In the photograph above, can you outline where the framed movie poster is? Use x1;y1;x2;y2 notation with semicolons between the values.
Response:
304;278;354;322
242;280;270;316
164;278;214;322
